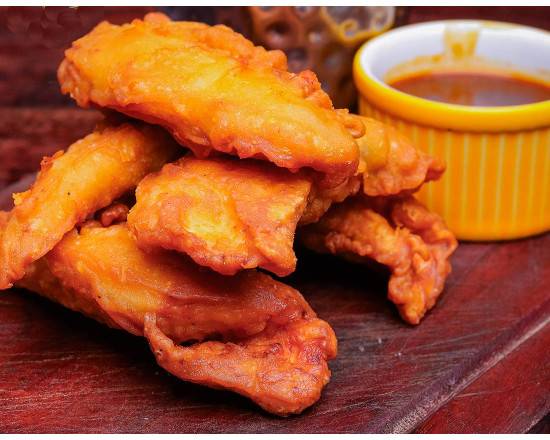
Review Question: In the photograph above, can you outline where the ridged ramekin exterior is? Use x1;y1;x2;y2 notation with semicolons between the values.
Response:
359;98;550;240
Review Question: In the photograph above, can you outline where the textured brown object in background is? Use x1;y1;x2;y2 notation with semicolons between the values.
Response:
213;6;252;38
248;6;396;109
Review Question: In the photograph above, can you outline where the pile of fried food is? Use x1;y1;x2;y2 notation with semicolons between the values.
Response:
0;13;457;416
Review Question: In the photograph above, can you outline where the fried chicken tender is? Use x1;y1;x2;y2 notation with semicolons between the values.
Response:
19;256;119;329
18;221;337;415
0;122;177;289
300;196;457;324
300;174;361;226
357;117;445;197
126;115;442;277
0;211;8;229
146;313;335;416
58;12;362;187
128;156;313;276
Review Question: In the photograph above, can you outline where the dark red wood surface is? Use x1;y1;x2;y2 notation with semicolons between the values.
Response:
417;316;549;433
0;109;548;433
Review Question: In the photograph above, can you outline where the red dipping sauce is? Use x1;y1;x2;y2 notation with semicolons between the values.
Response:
389;71;550;107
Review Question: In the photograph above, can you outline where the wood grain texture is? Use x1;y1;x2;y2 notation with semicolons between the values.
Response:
0;141;548;432
416;318;550;433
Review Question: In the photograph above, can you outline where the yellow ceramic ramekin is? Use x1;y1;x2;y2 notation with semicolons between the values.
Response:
354;20;550;240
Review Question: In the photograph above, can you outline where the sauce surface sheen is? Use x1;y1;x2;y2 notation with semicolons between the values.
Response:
389;71;550;107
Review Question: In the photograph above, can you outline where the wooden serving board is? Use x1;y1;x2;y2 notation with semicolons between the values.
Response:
0;110;548;433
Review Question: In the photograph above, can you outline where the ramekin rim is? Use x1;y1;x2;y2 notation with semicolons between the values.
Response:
353;19;550;132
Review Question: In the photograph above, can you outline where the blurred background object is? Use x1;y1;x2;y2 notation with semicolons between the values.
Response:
0;6;549;188
246;6;400;108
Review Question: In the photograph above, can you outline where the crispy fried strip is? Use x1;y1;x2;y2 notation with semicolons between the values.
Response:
19;256;119;329
300;196;457;324
145;313;336;416
128;155;361;276
0;122;177;289
300;174;361;226
128;156;313;277
45;222;313;340
17;221;337;415
127;115;443;277
58;12;361;186
357;117;445;197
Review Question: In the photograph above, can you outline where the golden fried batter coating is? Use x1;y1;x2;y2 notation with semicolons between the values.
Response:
0;211;8;229
146;313;336;416
98;202;130;227
45;222;312;340
357;117;445;197
128;155;360;277
18;221;337;414
128;156;313;276
126;114;443;277
19;257;118;329
0;122;177;289
300;196;457;324
300;174;361;226
58;12;361;186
